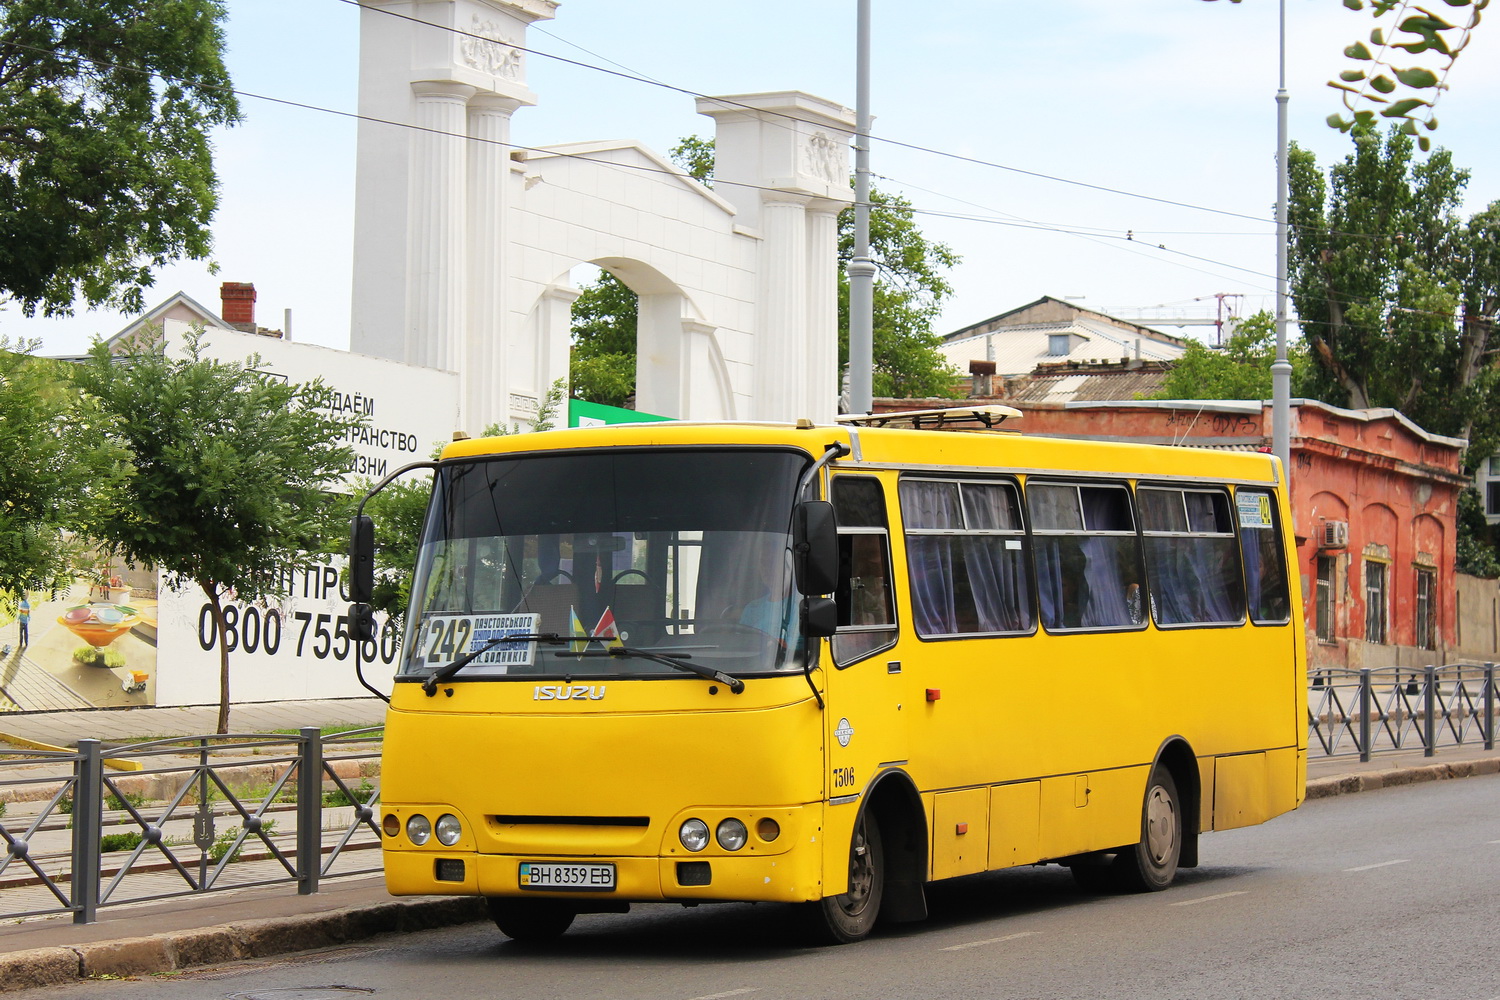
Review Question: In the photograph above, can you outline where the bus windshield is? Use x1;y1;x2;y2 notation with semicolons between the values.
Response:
400;448;810;682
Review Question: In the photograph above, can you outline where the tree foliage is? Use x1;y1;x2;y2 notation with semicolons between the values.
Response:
569;137;961;406
73;328;357;731
1288;126;1500;463
0;1;240;317
1149;311;1311;401
0;339;125;601
1203;0;1484;143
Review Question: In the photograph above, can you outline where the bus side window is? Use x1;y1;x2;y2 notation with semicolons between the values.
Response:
830;476;897;666
1028;481;1145;632
1236;489;1292;624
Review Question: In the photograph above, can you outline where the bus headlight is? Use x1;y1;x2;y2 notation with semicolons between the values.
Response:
406;814;432;845
435;813;462;846
756;817;781;843
716;818;748;851
679;818;710;852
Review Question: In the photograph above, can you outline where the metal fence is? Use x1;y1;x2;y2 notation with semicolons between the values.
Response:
1308;662;1497;762
4;665;1499;925
0;727;381;924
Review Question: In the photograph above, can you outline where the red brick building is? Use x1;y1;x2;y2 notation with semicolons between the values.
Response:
873;397;1470;671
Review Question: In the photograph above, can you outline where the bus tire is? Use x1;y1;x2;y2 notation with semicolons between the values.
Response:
1115;766;1182;892
807;814;884;944
486;897;575;941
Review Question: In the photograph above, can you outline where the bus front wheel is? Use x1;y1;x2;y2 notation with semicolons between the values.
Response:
808;814;884;944
487;897;576;942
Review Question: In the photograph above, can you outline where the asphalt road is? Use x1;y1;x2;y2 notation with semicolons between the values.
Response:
16;775;1500;1000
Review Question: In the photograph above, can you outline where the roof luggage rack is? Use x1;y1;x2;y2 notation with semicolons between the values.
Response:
836;404;1022;429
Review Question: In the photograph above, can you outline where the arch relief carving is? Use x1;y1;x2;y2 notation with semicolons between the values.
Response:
802;130;845;186
461;17;522;79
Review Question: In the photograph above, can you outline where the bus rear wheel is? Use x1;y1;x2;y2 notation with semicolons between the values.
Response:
486;897;576;942
807;814;884;944
1118;766;1181;891
1070;766;1181;893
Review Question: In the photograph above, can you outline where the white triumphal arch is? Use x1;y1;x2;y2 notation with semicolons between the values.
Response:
349;0;855;430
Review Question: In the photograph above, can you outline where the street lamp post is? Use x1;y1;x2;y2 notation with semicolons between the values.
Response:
848;0;875;415
1273;0;1293;480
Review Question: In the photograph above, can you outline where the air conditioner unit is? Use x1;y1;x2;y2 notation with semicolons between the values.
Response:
1321;520;1349;548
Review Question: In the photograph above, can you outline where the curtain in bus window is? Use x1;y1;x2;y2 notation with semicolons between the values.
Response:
1031;483;1141;630
901;480;1031;636
960;534;1031;631
1237;489;1291;623
1139;488;1244;625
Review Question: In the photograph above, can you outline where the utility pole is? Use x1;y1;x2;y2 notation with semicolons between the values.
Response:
847;0;875;415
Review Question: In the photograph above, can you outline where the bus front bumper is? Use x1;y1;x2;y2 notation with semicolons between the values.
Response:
383;848;824;905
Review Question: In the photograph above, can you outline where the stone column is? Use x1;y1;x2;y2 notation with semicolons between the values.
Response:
407;81;475;372
756;195;811;421
466;93;523;432
804;201;843;423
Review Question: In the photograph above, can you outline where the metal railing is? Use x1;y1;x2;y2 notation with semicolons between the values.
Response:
1308;662;1497;762
0;727;382;924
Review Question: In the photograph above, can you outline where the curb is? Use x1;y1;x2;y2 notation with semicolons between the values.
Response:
1305;755;1500;800
0;896;487;994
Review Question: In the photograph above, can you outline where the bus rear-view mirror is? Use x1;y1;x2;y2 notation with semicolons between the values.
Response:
793;501;839;596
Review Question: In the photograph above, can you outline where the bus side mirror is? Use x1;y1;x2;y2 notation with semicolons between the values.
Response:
350;515;375;604
801;596;838;637
792;501;839;596
350;602;377;643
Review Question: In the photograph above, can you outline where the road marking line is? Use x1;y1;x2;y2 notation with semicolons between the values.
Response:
1169;891;1248;907
940;931;1038;952
1343;859;1410;872
687;990;759;1000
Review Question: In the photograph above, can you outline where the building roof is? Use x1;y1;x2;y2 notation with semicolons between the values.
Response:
940;297;1189;377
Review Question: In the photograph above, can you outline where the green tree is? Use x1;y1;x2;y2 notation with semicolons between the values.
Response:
1289;126;1500;570
0;1;240;317
1288;126;1500;461
569;138;960;407
1149;312;1311;401
569;272;638;408
73;328;356;732
0;340;124;602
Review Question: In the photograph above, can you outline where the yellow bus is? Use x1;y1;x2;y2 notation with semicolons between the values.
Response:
349;409;1305;944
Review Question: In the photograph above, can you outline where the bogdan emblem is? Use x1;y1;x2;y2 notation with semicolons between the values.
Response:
835;718;855;748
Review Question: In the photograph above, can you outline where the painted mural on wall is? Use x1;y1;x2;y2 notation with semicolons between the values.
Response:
0;320;458;712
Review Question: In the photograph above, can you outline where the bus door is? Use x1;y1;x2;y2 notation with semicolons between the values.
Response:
825;475;907;815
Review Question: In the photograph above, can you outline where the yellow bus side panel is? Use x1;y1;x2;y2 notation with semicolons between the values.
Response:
931;787;990;880
988;781;1041;869
1215;752;1271;830
1214;748;1299;832
1036;766;1147;860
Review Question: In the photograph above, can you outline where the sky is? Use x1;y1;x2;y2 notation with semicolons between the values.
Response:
6;0;1500;356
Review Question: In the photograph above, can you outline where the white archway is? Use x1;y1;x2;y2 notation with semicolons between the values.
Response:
349;0;853;431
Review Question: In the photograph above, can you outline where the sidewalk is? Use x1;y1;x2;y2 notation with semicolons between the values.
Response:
1;706;1497;993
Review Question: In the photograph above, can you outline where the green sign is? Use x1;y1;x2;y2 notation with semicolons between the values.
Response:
567;399;672;428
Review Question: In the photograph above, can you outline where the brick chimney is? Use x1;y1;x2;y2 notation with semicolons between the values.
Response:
220;282;257;333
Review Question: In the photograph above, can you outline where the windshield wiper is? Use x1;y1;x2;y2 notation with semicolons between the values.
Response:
423;633;565;696
562;646;745;694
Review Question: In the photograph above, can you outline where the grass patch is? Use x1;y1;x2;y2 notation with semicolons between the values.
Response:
323;778;375;808
99;831;143;853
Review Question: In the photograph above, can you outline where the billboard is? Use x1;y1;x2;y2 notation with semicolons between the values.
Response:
15;321;459;710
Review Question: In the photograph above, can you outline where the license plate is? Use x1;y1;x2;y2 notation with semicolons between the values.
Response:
519;861;616;891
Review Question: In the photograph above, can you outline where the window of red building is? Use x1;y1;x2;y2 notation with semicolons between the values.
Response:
1315;556;1336;643
1414;566;1436;651
1364;560;1388;644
